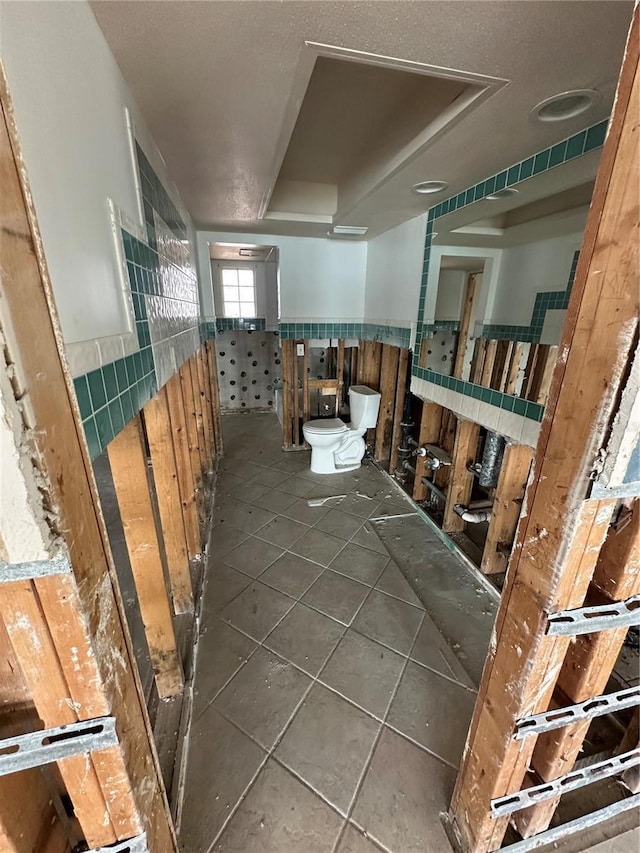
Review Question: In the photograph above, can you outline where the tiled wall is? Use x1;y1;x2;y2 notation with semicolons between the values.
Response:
215;330;280;411
217;318;266;332
73;145;208;459
413;119;607;423
279;322;411;349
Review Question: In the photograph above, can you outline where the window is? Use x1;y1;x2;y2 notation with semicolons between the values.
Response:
221;267;256;318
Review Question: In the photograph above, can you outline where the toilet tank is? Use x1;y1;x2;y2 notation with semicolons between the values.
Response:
348;385;381;428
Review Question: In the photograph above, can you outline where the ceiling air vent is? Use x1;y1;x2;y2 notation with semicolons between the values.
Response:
329;225;368;236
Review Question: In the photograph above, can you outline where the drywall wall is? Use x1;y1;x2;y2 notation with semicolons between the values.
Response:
486;229;584;326
364;214;426;327
198;231;367;321
434;270;467;320
0;0;199;376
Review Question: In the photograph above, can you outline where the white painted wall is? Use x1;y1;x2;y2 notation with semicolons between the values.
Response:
364;214;426;326
485;227;585;326
198;231;367;321
434;270;467;320
0;1;198;365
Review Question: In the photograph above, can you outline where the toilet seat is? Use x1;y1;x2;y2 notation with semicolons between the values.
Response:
303;418;349;435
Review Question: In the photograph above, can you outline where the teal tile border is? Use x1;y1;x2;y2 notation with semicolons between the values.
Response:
216;317;266;332
414;366;545;423
74;150;197;459
480;250;579;342
412;117;608;420
200;320;217;343
279;322;411;349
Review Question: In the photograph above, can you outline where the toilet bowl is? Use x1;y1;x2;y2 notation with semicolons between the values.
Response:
302;385;381;474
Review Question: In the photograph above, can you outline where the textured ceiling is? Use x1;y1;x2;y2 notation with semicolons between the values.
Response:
91;0;633;239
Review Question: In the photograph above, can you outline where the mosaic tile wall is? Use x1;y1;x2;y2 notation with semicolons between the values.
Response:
73;145;208;459
413;119;607;422
279;322;411;349
217;318;266;332
215;330;280;411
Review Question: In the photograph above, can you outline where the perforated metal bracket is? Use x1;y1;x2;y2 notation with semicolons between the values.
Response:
546;594;640;636
515;686;640;738
490;748;640;817
87;834;148;853
0;717;117;777
0;556;71;583
498;794;640;852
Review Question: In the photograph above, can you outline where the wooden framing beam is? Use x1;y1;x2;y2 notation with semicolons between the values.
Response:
336;339;345;416
281;339;294;448
143;387;194;615
453;273;478;379
504;342;525;395
389;348;409;474
165;371;201;560
412;402;444;501
292;339;300;445
206;340;224;458
479;339;498;388
0;66;176;850
375;344;400;462
195;347;213;465
470;338;488;385
179;359;204;515
108;416;184;700
514;500;640;835
481;444;533;575
443;420;480;533
188;354;209;473
449;13;639;848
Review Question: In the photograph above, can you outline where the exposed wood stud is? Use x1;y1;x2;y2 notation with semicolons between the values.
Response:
520;343;540;400
302;341;310;435
292;340;300;446
281;339;293;448
0;64;176;850
504;342;525;395
336;339;345;416
490;340;511;389
206;341;224;457
389;348;409;474
470;338;488;384
453;273;478;379
196;348;214;464
165;371;201;559
189;354;209;473
481;444;534;575
180;359;205;521
143;388;193;615
443;420;480;532
375;344;400;462
107;417;184;700
412;402;443;501
449;14;639;848
480;339;498;388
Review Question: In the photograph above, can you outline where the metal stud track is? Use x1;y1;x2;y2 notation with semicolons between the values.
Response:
490;748;640;818
498;794;640;852
88;834;148;853
0;717;117;777
515;685;640;738
546;594;640;636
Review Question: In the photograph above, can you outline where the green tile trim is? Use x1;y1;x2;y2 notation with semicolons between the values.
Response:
279;322;411;349
216;317;266;331
413;366;544;422
413;117;608;417
75;149;200;460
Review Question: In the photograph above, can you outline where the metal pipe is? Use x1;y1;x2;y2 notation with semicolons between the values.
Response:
454;504;492;523
479;431;506;488
402;460;416;475
421;476;446;502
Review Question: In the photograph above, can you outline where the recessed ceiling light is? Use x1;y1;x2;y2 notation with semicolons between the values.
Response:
486;187;519;201
531;89;600;122
330;225;368;236
411;180;448;195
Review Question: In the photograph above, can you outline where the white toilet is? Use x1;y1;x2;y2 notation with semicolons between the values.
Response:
302;385;381;474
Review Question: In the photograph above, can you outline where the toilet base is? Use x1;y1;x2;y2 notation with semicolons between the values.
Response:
309;453;362;474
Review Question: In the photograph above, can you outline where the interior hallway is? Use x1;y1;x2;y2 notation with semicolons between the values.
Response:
178;412;478;852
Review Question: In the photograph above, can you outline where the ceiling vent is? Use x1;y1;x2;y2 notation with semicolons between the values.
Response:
330;225;368;236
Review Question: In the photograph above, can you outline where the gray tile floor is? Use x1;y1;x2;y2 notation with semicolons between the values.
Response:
177;413;639;853
179;414;472;853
